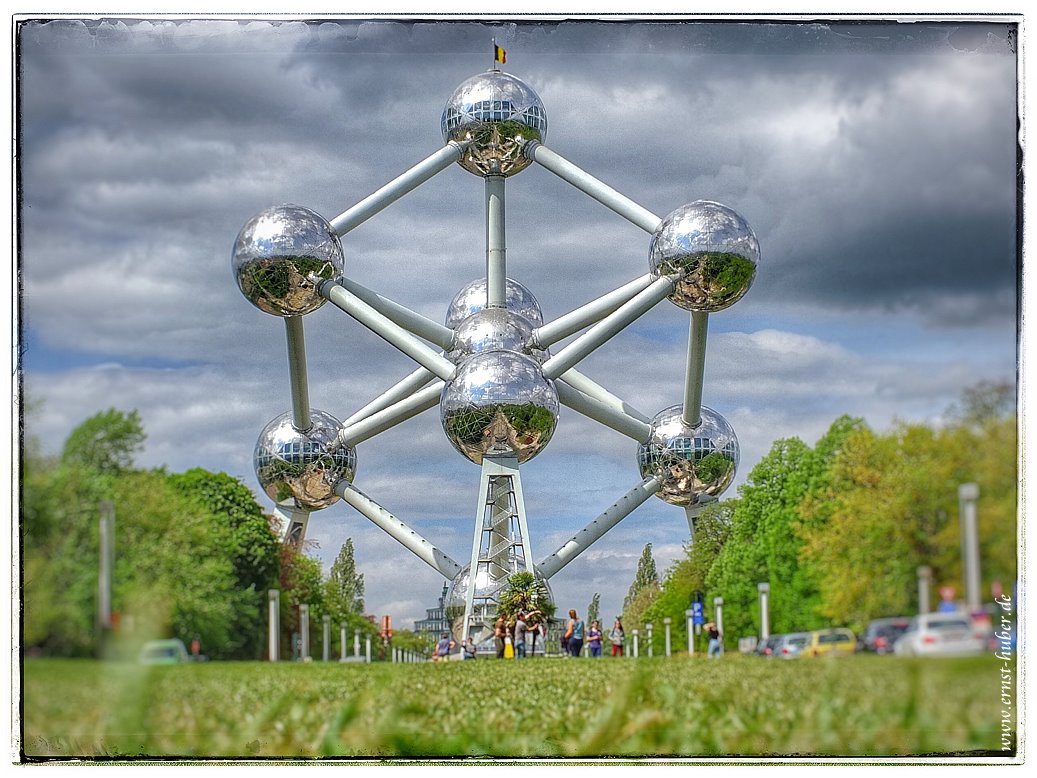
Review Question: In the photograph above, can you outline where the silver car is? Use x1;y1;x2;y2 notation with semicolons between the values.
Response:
893;612;987;657
774;631;811;659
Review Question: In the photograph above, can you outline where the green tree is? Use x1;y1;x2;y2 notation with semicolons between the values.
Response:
643;501;733;654
622;544;661;634
168;468;281;659
706;416;864;644
60;408;145;475
323;538;366;634
496;571;555;629
587;592;600;627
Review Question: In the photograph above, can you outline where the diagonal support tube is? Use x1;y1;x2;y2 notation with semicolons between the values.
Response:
331;142;466;236
337;276;455;350
682;311;709;428
341;366;438;428
536;476;662;579
336;481;463;580
338;381;444;447
320;280;457;381
533;273;655;349
284;316;312;432
541;275;675;380
558;368;651;424
556;381;651;442
525;142;663;234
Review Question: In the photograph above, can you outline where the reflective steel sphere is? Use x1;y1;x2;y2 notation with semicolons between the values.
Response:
441;350;559;464
445;277;544;328
636;404;739;506
448;307;547;364
232;204;343;316
254;409;356;511
446;562;554;614
649;201;760;312
442;70;547;176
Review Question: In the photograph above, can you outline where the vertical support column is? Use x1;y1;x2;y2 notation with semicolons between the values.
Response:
632;629;640;658
959;483;982;613
299;604;310;660
917;565;933;615
486;175;507;308
284;316;312;432
340;624;347;661
462;463;495;643
682;311;709;428
758;582;770;643
365;636;372;663
322;615;331;661
664;618;672;657
714;597;724;656
686;609;694;656
354;629;361;658
268;589;280;661
646;623;654;657
685;506;698;544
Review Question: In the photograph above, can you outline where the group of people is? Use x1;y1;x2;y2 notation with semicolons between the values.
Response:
561;611;628;657
493;609;544;659
436;611;657;661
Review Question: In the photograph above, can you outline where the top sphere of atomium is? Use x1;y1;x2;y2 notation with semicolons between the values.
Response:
636;404;739;506
232;204;344;316
442;70;548;177
649;200;760;312
446;277;544;329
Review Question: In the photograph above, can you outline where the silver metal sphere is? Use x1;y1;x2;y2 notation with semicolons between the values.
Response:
441;350;559;464
446;562;554;615
442;70;547;177
254;409;356;511
636;404;739;506
232;204;343;316
448;307;548;364
649;201;760;312
445;277;544;329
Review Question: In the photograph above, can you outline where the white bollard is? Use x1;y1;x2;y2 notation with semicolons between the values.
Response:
633;629;639;658
664;618;672;657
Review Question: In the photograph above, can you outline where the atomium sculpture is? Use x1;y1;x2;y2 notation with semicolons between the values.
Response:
232;61;760;642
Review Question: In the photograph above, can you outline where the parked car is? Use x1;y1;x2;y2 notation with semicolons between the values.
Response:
755;634;783;657
893;612;987;657
861;617;911;654
774;631;811;659
807;628;857;657
139;638;190;665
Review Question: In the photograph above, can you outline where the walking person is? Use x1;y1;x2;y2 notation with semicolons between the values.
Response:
433;632;455;662
514;612;529;659
610;617;626;657
494;616;507;659
587;620;603;657
706;622;722;658
564;609;585;657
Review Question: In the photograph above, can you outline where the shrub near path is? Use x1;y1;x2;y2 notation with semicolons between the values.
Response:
22;654;1012;760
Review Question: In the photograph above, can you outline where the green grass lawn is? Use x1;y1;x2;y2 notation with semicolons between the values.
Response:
20;654;1016;761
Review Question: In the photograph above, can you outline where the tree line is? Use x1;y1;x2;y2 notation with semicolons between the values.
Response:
20;407;383;660
621;382;1017;653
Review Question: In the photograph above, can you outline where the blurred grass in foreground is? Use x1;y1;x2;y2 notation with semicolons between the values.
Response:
21;654;1015;760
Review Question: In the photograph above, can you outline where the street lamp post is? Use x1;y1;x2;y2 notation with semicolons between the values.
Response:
959;483;982;613
758;582;770;644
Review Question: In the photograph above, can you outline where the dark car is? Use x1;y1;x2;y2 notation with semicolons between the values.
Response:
861;617;911;654
755;634;783;657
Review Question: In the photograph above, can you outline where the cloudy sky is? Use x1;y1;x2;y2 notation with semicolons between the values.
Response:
14;17;1019;631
